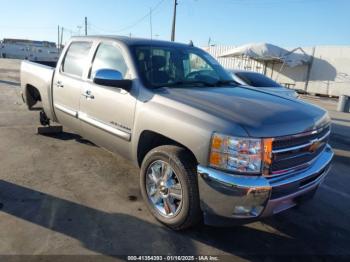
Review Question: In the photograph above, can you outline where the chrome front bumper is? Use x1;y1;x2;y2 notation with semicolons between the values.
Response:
197;145;334;224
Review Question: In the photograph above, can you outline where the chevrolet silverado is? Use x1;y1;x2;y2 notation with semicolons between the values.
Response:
20;36;334;230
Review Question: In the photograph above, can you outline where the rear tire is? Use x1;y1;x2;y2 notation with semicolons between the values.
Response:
140;145;202;230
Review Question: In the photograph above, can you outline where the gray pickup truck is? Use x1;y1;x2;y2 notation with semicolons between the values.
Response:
21;36;334;230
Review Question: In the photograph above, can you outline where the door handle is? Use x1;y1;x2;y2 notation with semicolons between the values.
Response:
56;81;64;88
82;90;94;99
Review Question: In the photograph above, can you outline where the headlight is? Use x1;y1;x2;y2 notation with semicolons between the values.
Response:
209;133;263;174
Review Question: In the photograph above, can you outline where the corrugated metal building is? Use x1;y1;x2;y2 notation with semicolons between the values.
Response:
203;45;266;73
203;45;350;97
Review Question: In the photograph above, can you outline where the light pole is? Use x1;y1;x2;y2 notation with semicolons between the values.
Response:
85;17;88;36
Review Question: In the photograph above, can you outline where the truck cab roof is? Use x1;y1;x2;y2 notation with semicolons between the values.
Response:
70;35;192;48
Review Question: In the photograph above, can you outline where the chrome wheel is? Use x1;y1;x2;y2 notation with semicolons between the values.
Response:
145;160;183;218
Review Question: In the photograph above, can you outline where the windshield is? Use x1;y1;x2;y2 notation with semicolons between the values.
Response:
235;72;282;88
131;45;234;88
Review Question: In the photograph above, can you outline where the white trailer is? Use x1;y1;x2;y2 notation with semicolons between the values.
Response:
0;38;59;65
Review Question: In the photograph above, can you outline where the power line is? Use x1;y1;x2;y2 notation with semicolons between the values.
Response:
89;0;166;34
221;0;327;5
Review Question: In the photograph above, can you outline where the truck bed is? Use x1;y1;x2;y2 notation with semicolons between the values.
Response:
20;60;56;121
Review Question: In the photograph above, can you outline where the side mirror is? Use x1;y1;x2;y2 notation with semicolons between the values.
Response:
93;69;132;91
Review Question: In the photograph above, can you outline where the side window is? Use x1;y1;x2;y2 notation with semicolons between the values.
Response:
135;47;174;85
90;43;128;79
188;53;213;73
184;52;218;79
62;41;92;77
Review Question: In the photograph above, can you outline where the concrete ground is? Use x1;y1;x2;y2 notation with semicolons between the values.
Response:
0;59;349;261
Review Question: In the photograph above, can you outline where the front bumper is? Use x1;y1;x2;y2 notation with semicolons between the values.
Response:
197;144;334;225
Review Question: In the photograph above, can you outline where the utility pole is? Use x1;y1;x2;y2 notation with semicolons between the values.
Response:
57;25;60;51
85;17;88;36
77;26;82;36
171;0;178;41
150;7;153;39
60;27;64;48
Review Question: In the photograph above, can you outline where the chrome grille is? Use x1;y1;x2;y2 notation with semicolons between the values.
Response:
269;125;331;176
272;126;330;151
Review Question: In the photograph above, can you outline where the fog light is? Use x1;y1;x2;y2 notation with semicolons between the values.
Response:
233;205;264;217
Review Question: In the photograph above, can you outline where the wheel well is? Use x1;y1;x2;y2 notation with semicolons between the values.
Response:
26;84;41;109
137;130;198;167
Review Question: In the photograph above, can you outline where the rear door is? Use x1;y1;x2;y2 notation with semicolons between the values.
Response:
78;40;137;158
53;41;93;132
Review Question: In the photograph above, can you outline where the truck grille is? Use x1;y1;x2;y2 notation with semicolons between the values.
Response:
269;125;330;176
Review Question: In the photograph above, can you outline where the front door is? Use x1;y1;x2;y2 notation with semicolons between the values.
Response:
79;41;137;158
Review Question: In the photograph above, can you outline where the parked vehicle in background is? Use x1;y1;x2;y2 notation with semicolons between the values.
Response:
1;38;59;66
21;36;333;230
227;69;299;98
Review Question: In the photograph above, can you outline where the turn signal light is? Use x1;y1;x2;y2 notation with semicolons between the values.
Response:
263;138;273;165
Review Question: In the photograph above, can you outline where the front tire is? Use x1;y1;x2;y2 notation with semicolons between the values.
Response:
140;145;202;230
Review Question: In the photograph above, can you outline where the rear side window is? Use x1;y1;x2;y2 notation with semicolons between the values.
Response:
90;43;128;78
62;41;92;77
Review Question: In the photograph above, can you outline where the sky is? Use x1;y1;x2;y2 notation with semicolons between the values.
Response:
0;0;349;47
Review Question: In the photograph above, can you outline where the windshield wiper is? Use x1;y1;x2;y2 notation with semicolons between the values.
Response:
214;80;241;86
154;80;215;88
153;79;241;89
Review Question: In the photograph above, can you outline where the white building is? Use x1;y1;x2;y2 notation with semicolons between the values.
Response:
203;44;350;97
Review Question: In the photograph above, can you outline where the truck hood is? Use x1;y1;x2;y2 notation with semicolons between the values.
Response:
156;86;329;138
243;86;299;99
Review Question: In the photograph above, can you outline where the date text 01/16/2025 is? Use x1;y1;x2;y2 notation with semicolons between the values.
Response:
127;255;219;261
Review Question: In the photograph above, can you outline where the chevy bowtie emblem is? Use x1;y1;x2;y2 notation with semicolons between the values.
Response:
309;138;322;153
